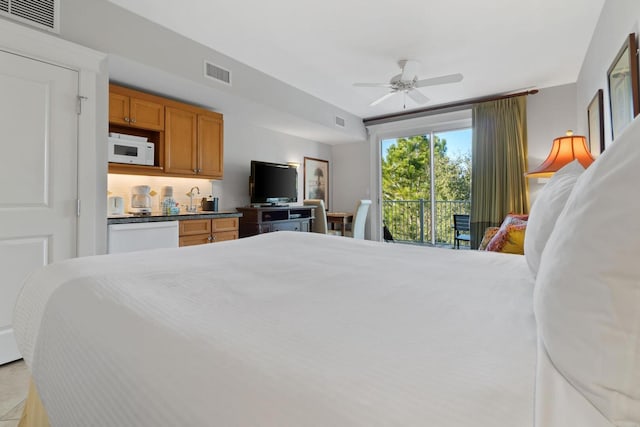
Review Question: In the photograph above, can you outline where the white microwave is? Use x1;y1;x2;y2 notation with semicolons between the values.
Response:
108;137;154;166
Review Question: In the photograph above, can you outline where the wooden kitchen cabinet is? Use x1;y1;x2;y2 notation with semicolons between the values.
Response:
108;84;224;179
165;106;223;179
197;114;224;178
109;85;165;131
179;217;239;247
165;106;198;176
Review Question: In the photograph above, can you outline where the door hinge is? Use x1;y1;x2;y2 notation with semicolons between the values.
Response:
76;95;88;115
76;199;81;217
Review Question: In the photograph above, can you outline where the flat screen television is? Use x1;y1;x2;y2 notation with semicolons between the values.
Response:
250;160;298;205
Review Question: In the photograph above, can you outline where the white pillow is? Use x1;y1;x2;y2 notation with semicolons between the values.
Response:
534;116;640;424
524;160;584;277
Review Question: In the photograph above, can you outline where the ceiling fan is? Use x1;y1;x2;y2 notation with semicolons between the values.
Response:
354;60;463;107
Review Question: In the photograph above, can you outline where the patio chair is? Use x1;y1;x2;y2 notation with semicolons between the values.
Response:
453;214;471;249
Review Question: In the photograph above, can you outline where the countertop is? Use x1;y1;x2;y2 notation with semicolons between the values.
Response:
107;210;242;225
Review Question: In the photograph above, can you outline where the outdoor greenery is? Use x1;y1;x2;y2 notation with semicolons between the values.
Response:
382;134;471;244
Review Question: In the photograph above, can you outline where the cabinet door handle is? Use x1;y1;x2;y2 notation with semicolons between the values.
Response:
130;118;137;123
193;169;198;174
124;116;130;122
207;235;213;242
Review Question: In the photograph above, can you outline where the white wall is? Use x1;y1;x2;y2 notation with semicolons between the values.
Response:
331;142;371;213
53;0;342;219
526;84;578;204
58;0;365;144
576;0;640;148
221;116;332;210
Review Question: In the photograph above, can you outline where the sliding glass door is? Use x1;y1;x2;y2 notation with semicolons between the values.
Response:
381;128;471;246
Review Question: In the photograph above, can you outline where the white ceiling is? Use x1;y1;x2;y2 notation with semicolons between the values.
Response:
106;0;605;120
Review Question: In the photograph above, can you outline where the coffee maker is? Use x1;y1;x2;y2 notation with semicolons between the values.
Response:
130;185;152;215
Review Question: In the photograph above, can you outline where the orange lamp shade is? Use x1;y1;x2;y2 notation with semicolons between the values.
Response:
526;131;595;178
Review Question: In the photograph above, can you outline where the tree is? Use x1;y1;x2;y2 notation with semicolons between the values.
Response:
382;134;470;202
381;134;471;243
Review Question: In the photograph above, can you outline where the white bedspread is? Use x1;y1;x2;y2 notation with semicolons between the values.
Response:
14;231;537;426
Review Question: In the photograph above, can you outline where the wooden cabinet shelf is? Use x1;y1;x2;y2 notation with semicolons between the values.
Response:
179;217;239;247
108;83;223;179
107;163;164;176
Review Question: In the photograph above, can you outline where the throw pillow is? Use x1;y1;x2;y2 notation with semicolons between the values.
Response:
524;160;584;277
534;116;640;424
478;227;499;250
485;214;528;253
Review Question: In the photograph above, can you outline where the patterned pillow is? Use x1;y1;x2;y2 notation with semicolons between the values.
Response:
478;227;499;250
506;213;529;222
485;214;528;254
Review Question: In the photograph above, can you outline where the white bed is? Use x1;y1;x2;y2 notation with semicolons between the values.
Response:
15;115;640;426
16;232;537;426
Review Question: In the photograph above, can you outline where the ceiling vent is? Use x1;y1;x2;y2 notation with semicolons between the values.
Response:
204;60;231;85
0;0;59;33
335;116;346;128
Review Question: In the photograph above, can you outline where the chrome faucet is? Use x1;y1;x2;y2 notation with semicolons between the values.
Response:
187;186;200;212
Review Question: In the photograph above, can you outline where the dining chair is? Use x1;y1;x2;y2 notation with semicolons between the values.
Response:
345;199;372;239
303;199;327;234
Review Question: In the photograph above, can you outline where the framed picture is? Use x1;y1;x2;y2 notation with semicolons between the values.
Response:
607;33;640;141
587;89;605;154
303;157;329;209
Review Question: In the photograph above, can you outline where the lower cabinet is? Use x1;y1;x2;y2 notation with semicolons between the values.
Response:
179;217;239;247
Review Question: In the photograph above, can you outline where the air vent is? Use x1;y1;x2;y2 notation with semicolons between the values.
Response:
335;116;346;128
0;0;58;32
204;60;231;85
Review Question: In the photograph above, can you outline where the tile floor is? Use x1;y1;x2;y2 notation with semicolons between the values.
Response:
0;360;29;427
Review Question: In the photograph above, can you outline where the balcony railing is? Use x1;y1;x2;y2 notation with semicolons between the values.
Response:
382;199;470;246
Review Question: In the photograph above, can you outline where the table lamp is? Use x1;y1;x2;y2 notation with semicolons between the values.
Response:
526;130;595;178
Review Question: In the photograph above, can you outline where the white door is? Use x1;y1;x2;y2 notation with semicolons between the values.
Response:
0;50;79;364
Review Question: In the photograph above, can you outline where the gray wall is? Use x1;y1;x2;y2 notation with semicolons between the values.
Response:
331;141;371;213
54;0;363;212
526;84;578;204
576;0;640;149
222;116;331;210
45;0;625;236
59;0;364;144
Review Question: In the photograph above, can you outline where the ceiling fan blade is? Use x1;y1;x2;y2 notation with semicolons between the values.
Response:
415;73;464;88
370;92;397;106
400;59;420;82
406;89;429;105
354;82;393;88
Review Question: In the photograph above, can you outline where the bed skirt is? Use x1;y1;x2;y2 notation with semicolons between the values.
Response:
18;378;50;427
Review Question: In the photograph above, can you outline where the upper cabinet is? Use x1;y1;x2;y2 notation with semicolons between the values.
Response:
164;105;224;179
198;114;224;178
108;84;224;179
109;85;164;131
164;106;197;175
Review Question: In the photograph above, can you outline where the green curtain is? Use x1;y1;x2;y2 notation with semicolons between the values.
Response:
470;96;529;248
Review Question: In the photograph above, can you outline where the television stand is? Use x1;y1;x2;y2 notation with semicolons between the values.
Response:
236;205;316;237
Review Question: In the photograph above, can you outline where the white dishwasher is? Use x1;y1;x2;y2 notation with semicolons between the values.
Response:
107;221;179;254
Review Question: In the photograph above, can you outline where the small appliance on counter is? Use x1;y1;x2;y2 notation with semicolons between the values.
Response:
108;196;125;216
160;186;180;215
130;185;152;215
200;196;219;212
